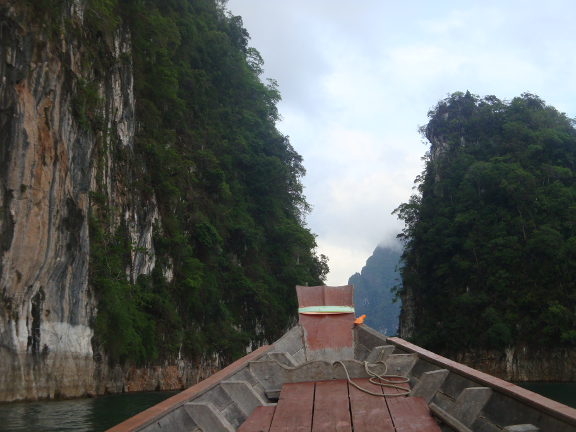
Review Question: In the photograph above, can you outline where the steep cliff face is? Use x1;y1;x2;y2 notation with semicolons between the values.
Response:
398;282;414;339
349;246;402;335
0;2;211;402
0;0;330;402
452;346;576;382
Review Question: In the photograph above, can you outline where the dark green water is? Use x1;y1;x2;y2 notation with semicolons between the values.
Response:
1;383;575;431
0;391;178;432
517;382;576;409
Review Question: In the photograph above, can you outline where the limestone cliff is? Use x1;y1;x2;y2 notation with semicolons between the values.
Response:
0;0;330;402
452;345;576;382
398;282;415;339
349;245;402;336
0;1;214;402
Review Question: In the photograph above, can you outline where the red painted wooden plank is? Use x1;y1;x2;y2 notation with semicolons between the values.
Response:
413;396;431;410
312;380;352;432
296;285;326;307
348;378;394;432
387;396;441;432
296;286;355;352
237;406;276;432
323;285;354;308
270;382;315;432
298;314;355;352
296;285;354;308
380;376;410;396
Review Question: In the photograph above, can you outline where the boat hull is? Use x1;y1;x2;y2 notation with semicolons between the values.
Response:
106;324;576;432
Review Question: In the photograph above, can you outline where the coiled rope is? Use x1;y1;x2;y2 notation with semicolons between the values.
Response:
334;360;411;397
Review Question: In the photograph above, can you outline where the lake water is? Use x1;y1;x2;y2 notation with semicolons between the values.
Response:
0;383;575;431
517;382;576;409
0;391;178;432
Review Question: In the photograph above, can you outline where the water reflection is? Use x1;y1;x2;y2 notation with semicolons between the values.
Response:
0;391;178;432
517;382;576;409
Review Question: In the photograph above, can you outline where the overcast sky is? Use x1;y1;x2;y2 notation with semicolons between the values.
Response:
226;0;576;285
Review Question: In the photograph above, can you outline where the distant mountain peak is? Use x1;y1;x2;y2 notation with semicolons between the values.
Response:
348;245;402;335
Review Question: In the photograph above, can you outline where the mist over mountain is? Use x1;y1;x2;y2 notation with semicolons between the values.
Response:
348;245;401;335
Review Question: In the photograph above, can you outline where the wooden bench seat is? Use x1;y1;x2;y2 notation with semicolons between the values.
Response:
238;378;441;432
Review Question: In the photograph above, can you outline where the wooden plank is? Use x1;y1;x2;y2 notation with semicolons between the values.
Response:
381;376;410;396
387;337;576;428
298;314;355;352
348;378;394;432
296;286;355;353
270;382;315;432
413;396;432;410
237;406;276;432
312;380;352;432
296;285;354;309
386;396;441;432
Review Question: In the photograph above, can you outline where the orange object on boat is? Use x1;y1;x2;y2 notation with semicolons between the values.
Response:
354;315;365;324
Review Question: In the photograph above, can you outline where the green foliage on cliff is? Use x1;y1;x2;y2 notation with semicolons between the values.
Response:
27;0;328;364
114;0;327;363
348;245;402;336
394;91;576;352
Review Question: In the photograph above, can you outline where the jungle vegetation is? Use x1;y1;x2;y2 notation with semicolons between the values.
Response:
394;91;576;352
27;0;328;364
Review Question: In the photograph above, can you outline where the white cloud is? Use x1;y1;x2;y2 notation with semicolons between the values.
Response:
421;10;470;34
227;0;576;285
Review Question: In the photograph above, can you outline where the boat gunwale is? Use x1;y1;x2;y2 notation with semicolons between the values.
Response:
105;344;274;432
106;323;576;432
387;336;576;428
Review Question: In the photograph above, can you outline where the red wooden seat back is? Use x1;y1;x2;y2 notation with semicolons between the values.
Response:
296;285;355;361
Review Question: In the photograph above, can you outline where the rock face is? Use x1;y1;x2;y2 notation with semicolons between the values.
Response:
349;245;402;336
0;2;213;402
451;346;576;382
397;282;415;340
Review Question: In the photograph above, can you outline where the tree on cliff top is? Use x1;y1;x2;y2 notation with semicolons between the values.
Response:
394;91;576;352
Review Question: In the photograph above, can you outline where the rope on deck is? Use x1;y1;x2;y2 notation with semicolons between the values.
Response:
335;360;411;397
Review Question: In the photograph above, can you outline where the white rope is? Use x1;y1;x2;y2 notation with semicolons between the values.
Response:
334;360;411;397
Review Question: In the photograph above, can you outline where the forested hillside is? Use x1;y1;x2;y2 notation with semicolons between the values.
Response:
5;0;327;371
90;0;329;363
394;92;576;353
349;246;401;335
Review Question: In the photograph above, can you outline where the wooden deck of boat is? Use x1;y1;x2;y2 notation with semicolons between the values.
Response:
238;377;441;432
